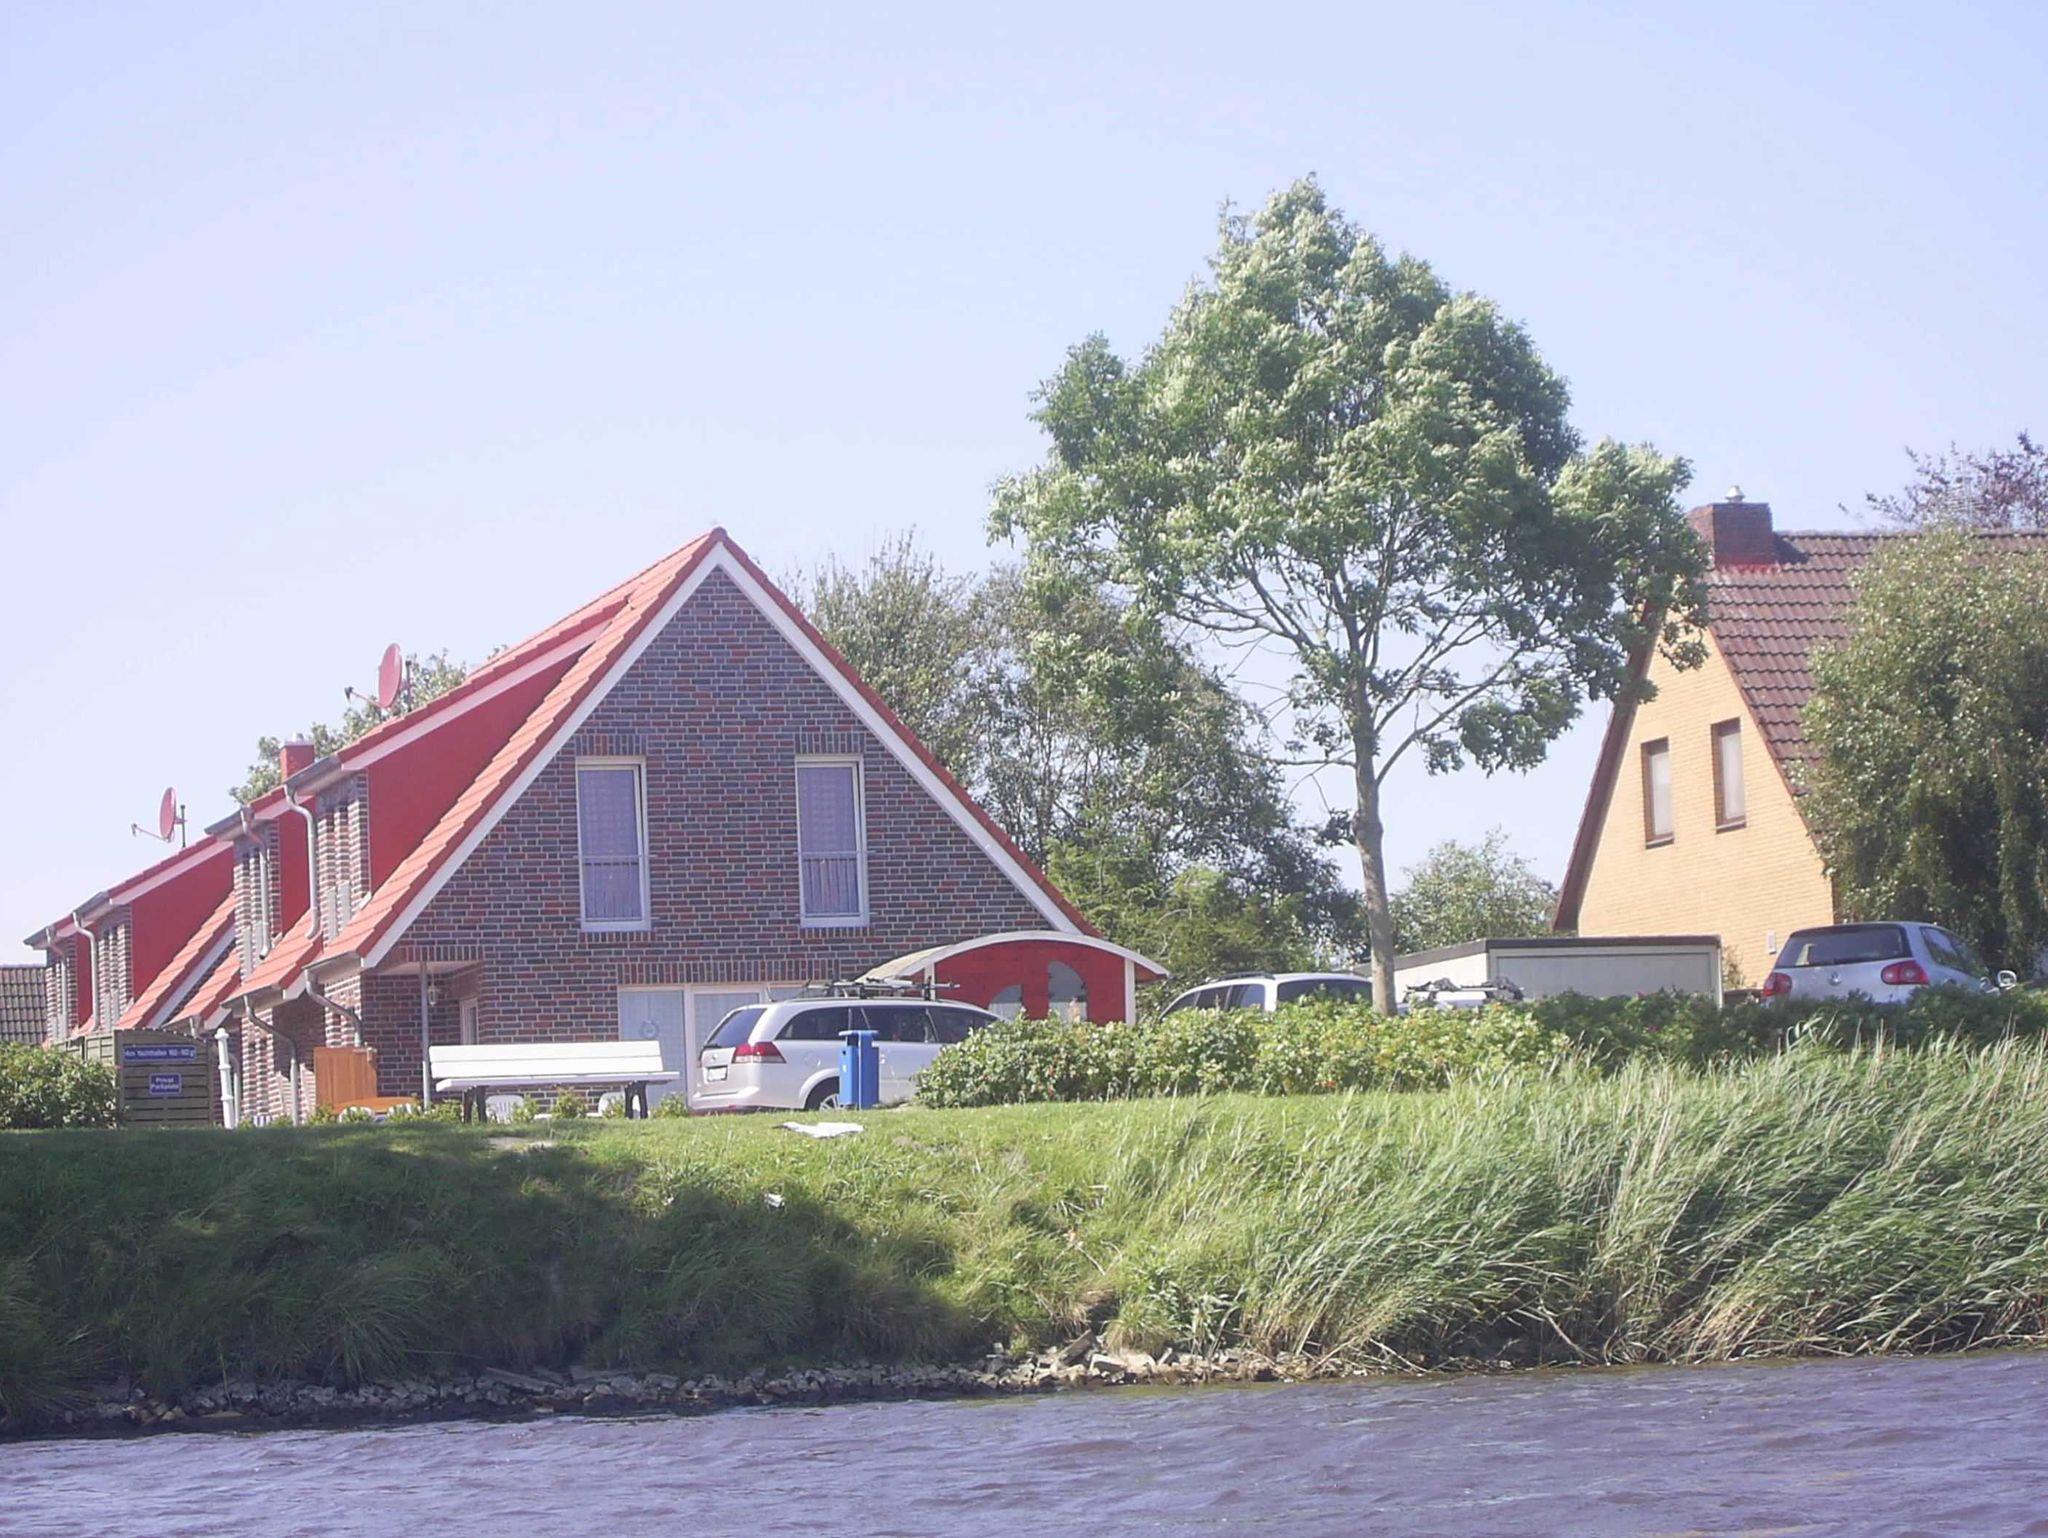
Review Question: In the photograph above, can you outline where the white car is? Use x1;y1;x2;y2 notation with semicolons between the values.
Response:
1761;921;2014;1004
1160;972;1375;1014
695;995;999;1111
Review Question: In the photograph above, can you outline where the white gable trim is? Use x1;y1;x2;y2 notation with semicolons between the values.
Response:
360;540;1077;967
713;554;1078;933
360;550;725;968
138;924;236;1033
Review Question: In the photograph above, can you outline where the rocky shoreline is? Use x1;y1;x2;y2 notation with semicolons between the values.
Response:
21;1337;1411;1440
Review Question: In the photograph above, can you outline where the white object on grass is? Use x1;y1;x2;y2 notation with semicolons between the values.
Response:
777;1121;865;1138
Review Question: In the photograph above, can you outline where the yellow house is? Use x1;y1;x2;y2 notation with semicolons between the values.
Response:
1558;498;1872;985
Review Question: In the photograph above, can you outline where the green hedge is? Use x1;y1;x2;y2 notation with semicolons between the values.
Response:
915;986;2048;1108
0;1047;119;1130
915;1000;1571;1107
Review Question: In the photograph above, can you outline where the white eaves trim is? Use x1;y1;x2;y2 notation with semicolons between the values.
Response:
717;554;1078;933
360;549;725;968
362;540;1078;968
138;924;236;1033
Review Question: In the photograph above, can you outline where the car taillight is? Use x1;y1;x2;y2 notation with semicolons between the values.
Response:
731;1040;784;1063
1761;971;1792;997
1880;960;1930;987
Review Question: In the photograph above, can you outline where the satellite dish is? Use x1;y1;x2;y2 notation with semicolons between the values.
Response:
133;788;186;847
376;644;404;711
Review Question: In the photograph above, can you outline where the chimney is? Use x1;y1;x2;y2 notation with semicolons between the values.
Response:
1687;487;1777;569
279;740;317;783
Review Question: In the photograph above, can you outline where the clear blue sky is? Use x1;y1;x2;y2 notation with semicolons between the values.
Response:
6;2;2045;959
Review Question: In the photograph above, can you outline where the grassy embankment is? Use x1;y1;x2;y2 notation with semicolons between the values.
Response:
6;1042;2048;1428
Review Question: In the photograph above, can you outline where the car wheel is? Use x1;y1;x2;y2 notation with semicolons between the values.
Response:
805;1081;840;1112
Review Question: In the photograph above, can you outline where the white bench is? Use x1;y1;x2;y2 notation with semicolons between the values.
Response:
429;1041;680;1121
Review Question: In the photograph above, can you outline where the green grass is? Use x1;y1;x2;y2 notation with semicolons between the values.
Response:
6;1042;2048;1429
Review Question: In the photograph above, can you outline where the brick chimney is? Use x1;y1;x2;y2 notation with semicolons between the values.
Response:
279;740;317;782
1687;488;1777;569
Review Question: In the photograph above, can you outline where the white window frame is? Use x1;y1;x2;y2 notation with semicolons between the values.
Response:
794;754;869;928
575;757;652;932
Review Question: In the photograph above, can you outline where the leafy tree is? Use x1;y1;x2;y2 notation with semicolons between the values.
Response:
792;533;994;788
231;650;468;803
991;178;1704;1007
797;534;1360;977
1866;433;2048;532
1045;838;1325;991
1390;829;1559;954
1803;531;2048;973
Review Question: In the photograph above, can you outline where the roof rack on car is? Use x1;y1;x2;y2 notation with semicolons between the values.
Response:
799;978;963;1000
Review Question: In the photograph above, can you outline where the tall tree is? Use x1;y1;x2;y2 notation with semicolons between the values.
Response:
1803;531;2048;973
1866;433;2048;532
1390;829;1559;954
795;535;1360;979
793;533;994;787
991;178;1705;1007
231;650;468;803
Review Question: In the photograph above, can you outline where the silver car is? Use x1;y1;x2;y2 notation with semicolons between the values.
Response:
1761;922;2012;1004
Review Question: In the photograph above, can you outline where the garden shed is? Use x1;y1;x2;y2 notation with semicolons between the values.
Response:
861;931;1168;1023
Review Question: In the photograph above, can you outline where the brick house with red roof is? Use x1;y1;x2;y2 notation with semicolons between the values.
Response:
1554;496;2048;984
24;841;233;1045
31;528;1131;1122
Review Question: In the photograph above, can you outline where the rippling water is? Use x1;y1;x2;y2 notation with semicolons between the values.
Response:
7;1352;2048;1537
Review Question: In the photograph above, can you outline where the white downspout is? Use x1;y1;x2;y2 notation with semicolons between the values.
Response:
214;1024;239;1129
285;785;321;939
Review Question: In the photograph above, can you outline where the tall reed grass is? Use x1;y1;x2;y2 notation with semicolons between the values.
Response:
3;1042;2046;1431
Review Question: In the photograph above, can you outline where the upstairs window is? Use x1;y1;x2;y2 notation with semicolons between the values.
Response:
796;757;866;925
1712;720;1746;829
1641;738;1673;845
576;760;649;929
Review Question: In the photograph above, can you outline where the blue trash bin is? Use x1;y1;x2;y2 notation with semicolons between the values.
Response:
837;1028;879;1109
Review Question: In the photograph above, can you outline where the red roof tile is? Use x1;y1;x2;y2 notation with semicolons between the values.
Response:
1711;529;2048;774
115;894;234;1031
322;533;721;972
177;944;245;1028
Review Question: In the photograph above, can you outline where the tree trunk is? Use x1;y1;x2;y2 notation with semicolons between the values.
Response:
1352;756;1398;1013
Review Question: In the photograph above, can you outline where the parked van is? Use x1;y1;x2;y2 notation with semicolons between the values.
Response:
1160;973;1374;1014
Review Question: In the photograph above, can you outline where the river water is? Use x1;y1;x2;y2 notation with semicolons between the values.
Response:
6;1352;2046;1537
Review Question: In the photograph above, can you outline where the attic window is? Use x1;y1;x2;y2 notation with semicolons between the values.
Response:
576;760;650;930
1641;738;1673;846
1712;720;1747;829
796;757;867;926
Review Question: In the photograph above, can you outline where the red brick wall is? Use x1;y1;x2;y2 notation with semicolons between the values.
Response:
368;566;1050;1082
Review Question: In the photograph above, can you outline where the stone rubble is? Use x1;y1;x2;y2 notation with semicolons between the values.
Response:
33;1340;1374;1437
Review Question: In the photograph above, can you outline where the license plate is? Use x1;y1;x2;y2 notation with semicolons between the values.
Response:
705;1066;727;1082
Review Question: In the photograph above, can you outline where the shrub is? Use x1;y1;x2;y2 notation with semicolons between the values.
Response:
915;1001;1571;1108
915;987;2048;1108
599;1093;630;1118
551;1089;589;1121
338;1106;376;1125
0;1047;118;1130
511;1096;538;1125
307;1104;340;1126
652;1094;691;1119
